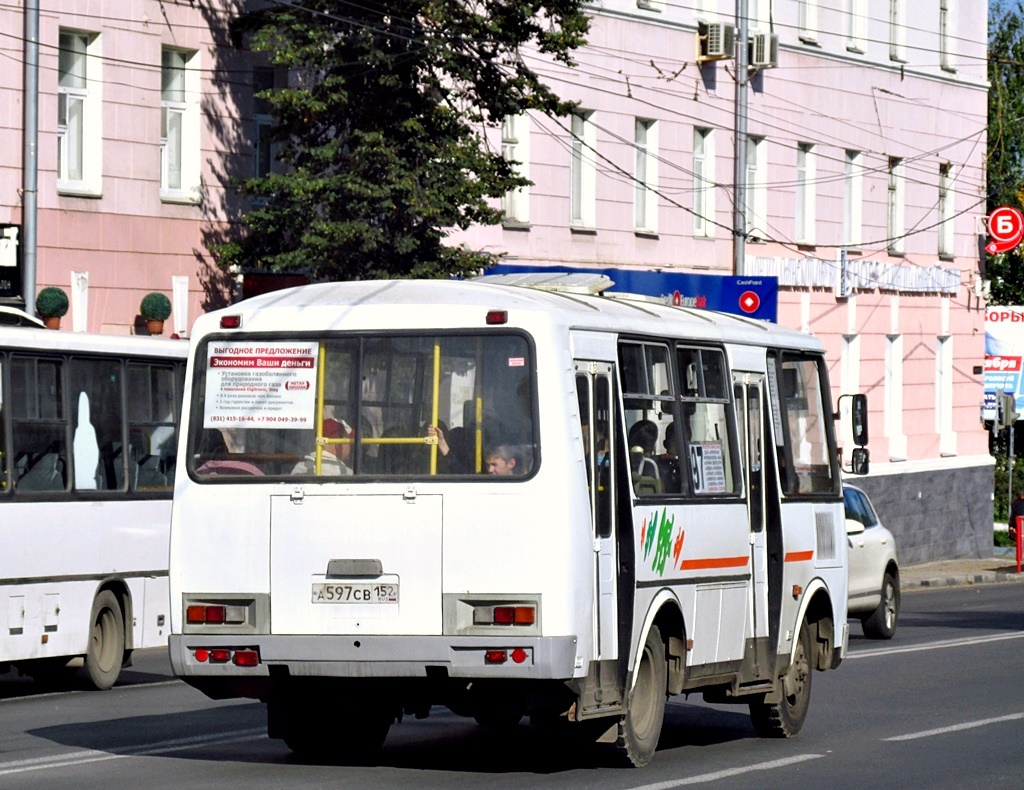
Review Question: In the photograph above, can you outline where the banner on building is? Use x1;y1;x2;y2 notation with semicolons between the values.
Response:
984;306;1024;420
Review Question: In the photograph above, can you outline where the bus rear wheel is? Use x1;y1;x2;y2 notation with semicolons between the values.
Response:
749;620;812;738
272;689;393;763
85;590;125;690
614;624;667;767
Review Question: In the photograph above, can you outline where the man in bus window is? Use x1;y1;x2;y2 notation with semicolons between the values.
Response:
485;445;520;475
292;418;353;476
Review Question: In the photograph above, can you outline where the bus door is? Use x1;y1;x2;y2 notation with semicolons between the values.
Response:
575;362;618;660
733;372;772;659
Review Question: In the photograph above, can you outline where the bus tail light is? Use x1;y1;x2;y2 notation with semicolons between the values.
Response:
474;604;536;626
186;604;247;625
484;650;507;664
233;649;260;667
220;315;242;329
192;647;261;667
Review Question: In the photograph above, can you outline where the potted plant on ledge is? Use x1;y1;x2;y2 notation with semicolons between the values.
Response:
36;286;69;330
140;292;172;335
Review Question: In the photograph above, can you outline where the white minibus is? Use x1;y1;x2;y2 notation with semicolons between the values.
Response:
0;326;186;688
169;275;866;766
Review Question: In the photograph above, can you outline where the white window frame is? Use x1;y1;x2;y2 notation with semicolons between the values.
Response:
57;29;102;196
795;143;816;245
887;157;904;255
843;150;862;248
693;127;715;238
938;163;954;258
749;0;771;32
845;0;868;52
799;0;819;43
634;119;658;234
884;334;907;460
745;136;767;242
161;47;201;203
889;0;907;62
569;111;597;229
940;0;956;71
502;113;531;225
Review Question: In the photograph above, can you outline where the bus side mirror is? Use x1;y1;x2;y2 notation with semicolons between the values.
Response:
850;447;869;475
836;393;868;447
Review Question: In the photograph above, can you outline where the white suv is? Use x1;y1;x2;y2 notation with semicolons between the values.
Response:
845;484;900;639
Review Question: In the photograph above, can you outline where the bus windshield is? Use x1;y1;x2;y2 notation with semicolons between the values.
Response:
189;332;537;479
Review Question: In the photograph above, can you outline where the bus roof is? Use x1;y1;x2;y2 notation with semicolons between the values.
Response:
197;278;823;353
0;325;188;359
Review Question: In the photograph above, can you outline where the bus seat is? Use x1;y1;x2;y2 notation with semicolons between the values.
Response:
135;455;169;490
18;452;66;491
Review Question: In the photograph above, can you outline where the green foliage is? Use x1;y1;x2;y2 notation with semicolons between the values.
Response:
992;451;1024;522
140;292;172;321
217;0;590;282
35;286;69;319
987;2;1024;304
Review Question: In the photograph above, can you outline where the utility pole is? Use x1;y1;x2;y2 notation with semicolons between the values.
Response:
732;0;750;276
22;0;39;314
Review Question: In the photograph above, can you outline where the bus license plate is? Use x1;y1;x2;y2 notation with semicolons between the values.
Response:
312;582;399;604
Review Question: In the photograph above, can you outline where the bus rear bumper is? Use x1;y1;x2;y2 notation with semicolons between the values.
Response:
168;634;580;682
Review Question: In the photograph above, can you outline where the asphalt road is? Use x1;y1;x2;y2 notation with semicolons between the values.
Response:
2;583;1022;789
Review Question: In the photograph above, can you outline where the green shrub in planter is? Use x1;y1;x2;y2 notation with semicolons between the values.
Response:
35;286;69;319
140;292;172;321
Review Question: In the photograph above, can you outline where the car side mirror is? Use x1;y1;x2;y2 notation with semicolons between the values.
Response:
850;447;869;475
846;517;866;535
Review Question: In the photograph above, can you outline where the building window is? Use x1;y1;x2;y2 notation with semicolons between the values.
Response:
940;0;955;71
634;119;658;233
936;335;955;455
889;0;906;62
693;128;715;238
58;30;101;194
844;150;862;247
795;143;816;245
938;163;954;257
799;0;818;43
885;334;907;460
253;67;281;180
570;111;596;229
745;136;767;242
845;0;868;52
502;113;530;225
887;157;904;255
749;0;771;31
161;48;200;201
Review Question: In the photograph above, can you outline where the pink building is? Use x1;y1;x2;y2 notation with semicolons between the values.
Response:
1;1;992;560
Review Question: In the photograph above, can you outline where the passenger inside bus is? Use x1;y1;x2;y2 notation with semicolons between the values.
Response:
628;419;661;493
657;422;682;494
292;418;353;476
485;445;522;475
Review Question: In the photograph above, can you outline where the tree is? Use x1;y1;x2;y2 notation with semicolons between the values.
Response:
987;1;1024;304
217;1;590;282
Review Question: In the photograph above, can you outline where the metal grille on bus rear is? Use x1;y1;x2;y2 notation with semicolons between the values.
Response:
815;510;836;561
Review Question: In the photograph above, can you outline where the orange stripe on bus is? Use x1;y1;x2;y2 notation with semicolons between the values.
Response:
679;556;750;571
784;550;815;563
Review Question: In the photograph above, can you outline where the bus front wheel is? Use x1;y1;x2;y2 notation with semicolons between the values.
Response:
85;590;125;690
749;619;812;738
615;624;667;767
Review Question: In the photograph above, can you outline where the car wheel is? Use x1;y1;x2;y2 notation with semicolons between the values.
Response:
862;570;899;640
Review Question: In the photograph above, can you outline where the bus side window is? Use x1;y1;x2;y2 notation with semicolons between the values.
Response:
11;356;68;493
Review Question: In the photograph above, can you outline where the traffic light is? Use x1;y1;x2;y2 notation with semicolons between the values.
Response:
999;392;1019;430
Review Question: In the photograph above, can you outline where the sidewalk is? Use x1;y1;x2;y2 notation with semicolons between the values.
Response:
901;549;1024;589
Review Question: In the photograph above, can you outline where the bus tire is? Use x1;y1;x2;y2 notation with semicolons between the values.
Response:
861;570;899;640
615;624;667;767
85;590;125;690
276;696;392;763
749;619;812;738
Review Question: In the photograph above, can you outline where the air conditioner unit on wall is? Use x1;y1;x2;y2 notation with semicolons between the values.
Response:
749;32;779;69
697;21;736;62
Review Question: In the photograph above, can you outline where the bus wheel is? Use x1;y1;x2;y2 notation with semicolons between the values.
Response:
749;620;812;738
276;695;392;762
85;590;125;690
615;624;667;767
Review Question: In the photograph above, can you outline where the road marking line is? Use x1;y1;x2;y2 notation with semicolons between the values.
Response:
622;754;825;789
848;630;1024;659
884;712;1024;742
0;729;265;777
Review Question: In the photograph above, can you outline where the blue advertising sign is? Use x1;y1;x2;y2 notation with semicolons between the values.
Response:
485;264;779;322
984;306;1024;421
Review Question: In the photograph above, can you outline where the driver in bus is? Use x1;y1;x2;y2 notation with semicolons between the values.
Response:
292;418;353;476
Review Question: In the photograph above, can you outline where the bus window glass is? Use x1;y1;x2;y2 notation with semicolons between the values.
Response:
70;357;122;491
620;341;678;495
11;356;67;492
775;354;837;495
676;346;737;495
0;358;5;493
127;364;179;491
191;333;536;479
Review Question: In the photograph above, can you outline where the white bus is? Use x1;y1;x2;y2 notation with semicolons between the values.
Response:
169;275;867;766
0;326;186;689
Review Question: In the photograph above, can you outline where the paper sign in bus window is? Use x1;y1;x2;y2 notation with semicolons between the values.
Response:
204;341;319;428
689;443;726;493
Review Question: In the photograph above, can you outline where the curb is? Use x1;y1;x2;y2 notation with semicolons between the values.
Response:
904;571;1024;590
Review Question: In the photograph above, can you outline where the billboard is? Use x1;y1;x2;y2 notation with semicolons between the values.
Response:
485;264;778;322
984;306;1024;421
